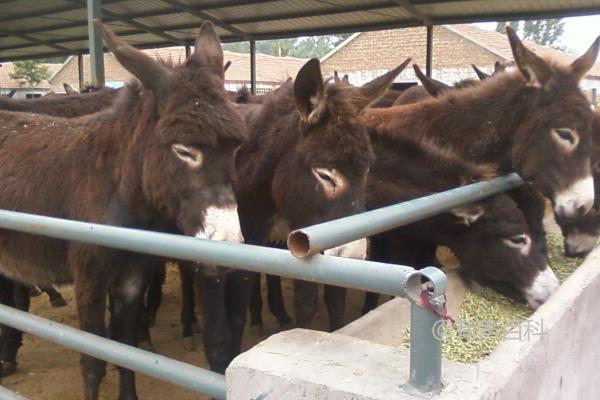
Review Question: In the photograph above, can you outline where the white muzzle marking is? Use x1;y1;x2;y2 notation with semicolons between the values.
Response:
524;265;560;310
195;205;243;243
565;231;599;256
324;238;368;260
554;176;594;218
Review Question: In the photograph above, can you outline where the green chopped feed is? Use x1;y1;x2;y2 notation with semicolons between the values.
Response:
401;232;585;363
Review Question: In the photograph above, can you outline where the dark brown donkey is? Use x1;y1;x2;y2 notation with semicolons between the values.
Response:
234;58;408;336
0;87;118;117
0;20;245;400
366;26;599;221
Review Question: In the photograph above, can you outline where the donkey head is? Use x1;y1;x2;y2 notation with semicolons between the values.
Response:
454;195;559;310
557;111;600;257
275;58;409;258
96;21;245;240
506;26;599;218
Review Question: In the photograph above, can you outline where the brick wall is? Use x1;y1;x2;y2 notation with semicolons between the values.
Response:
321;26;506;85
50;54;133;92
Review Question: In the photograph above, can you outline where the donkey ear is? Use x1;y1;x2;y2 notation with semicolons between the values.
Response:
506;25;556;90
570;36;600;82
493;61;506;75
354;58;411;110
94;20;171;96
342;74;349;84
224;60;232;73
191;21;224;77
472;64;490;81
449;204;485;226
63;83;79;94
414;64;450;96
294;58;325;125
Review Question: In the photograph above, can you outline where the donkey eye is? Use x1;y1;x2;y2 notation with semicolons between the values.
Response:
317;170;336;187
551;127;578;150
503;234;530;248
172;144;203;168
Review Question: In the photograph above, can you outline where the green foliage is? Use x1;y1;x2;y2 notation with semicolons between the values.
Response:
495;19;565;49
222;34;352;59
8;60;51;86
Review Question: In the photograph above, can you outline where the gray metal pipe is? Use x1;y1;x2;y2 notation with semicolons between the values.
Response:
0;386;27;400
287;173;524;257
0;304;226;399
409;302;442;391
0;210;440;300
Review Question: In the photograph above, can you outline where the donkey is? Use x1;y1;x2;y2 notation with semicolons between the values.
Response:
0;86;118;117
363;132;557;312
0;20;245;400
234;58;409;338
365;26;599;221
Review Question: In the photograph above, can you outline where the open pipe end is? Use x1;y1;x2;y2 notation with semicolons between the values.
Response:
287;230;312;258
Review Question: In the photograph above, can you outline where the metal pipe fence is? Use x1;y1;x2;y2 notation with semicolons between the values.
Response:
0;174;522;398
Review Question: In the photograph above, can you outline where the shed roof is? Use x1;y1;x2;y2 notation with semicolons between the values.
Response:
1;0;600;62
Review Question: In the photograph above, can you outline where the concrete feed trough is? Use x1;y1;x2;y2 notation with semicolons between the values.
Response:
226;247;600;400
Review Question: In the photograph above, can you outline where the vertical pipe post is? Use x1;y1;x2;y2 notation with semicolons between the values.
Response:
185;43;191;59
409;302;442;391
250;39;256;95
426;25;433;78
87;0;105;87
77;53;84;90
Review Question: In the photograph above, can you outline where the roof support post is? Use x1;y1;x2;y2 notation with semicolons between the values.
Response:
426;25;433;77
185;44;191;59
78;53;84;90
250;39;256;95
87;0;105;87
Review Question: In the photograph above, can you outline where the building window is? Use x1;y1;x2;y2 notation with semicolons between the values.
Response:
26;93;42;99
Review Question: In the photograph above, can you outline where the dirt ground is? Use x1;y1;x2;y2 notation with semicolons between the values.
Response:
1;264;368;399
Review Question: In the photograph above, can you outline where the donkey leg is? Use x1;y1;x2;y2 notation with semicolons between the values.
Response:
109;264;147;400
248;272;264;335
293;280;319;329
73;272;110;400
145;263;166;328
179;264;196;351
266;274;292;329
198;270;230;373
362;292;380;315
323;285;347;331
225;270;253;360
0;276;26;377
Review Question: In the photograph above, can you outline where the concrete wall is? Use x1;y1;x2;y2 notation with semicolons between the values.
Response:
227;247;600;400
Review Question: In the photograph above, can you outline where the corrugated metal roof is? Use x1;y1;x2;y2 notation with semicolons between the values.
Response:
1;0;599;61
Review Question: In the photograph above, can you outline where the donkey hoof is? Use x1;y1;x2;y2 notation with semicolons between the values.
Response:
250;324;264;337
1;361;17;376
50;296;67;308
139;340;156;353
182;336;196;352
191;322;203;334
28;287;42;297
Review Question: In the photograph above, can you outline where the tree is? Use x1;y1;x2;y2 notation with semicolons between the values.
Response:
222;33;352;59
495;19;565;49
9;60;51;86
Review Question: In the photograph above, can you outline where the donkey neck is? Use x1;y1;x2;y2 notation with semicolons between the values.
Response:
369;73;531;169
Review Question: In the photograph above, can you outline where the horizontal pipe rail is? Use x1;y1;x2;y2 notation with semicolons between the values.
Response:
0;386;27;400
0;305;226;399
288;173;524;257
0;209;445;300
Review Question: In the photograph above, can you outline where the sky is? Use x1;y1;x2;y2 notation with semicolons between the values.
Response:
474;15;600;54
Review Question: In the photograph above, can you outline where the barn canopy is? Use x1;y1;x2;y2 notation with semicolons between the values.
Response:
1;0;600;62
